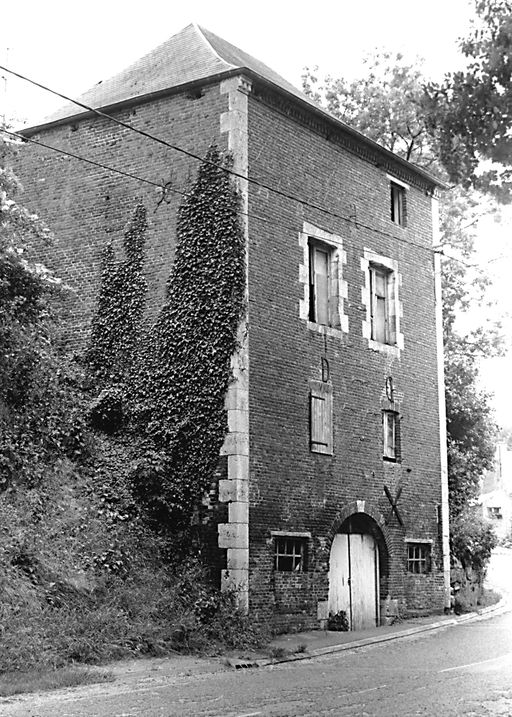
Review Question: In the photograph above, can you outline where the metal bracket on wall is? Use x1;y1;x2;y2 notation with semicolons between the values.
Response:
384;484;404;527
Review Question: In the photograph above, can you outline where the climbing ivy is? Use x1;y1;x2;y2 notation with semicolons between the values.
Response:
86;204;148;386
86;205;148;432
87;146;246;531
132;145;246;529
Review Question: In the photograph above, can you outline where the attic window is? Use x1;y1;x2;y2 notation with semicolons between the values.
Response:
389;178;408;227
187;88;204;100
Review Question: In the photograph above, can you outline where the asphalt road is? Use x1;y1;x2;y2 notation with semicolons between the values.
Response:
3;550;512;717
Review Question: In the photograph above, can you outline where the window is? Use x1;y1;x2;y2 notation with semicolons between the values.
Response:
487;506;503;520
370;265;397;345
299;222;348;337
390;182;406;226
274;537;307;572
309;240;333;325
383;410;399;461
310;380;333;454
407;543;431;574
362;250;403;355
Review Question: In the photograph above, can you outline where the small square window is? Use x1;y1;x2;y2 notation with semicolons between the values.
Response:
390;182;406;226
274;537;307;572
487;506;503;520
407;543;431;574
370;264;397;345
383;410;400;461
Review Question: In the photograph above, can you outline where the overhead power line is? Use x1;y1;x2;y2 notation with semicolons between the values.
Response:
4;129;501;270
1;63;442;258
3;128;168;192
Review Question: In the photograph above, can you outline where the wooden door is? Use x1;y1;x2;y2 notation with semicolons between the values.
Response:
328;533;350;618
328;532;379;630
350;533;379;630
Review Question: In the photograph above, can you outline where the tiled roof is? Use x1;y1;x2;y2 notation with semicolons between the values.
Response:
42;23;314;124
28;23;443;189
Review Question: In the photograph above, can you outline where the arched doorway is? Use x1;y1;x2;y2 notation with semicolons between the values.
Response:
328;513;388;630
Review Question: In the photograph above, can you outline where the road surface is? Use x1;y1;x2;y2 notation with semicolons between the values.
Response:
2;549;512;716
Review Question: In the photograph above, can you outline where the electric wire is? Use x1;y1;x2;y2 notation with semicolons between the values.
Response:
1;128;491;271
2;128;168;192
1;64;443;258
4;66;506;268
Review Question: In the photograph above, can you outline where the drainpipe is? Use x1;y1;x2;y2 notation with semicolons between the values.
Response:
432;195;451;612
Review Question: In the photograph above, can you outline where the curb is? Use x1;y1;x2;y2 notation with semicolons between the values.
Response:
227;593;510;670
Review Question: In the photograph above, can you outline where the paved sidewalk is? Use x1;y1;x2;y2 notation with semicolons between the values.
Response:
226;592;510;669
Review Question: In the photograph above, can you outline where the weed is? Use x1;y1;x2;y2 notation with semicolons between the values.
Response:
268;646;287;660
327;610;349;631
0;667;112;698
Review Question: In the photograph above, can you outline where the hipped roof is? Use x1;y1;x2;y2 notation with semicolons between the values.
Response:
23;23;444;189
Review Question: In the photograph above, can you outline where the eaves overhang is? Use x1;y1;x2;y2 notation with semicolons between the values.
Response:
19;66;447;193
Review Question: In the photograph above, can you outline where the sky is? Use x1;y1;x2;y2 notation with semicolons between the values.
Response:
1;0;511;427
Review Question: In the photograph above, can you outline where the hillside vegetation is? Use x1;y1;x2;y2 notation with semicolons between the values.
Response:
0;140;263;674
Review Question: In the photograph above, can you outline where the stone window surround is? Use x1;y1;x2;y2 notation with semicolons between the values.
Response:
361;248;404;357
299;221;348;338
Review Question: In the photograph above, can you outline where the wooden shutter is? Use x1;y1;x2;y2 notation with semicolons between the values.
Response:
310;380;333;454
387;271;397;345
370;266;387;343
308;241;331;326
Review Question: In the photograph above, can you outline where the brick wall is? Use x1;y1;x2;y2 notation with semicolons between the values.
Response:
246;89;445;625
13;77;446;627
14;85;229;347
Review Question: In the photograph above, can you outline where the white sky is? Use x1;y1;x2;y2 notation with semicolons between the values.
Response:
1;0;511;427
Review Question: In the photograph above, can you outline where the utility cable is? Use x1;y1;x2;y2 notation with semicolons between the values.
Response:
1;64;442;258
2;128;168;192
3;128;498;271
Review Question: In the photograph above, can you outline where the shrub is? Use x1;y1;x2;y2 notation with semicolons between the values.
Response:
327;610;349;631
450;506;498;576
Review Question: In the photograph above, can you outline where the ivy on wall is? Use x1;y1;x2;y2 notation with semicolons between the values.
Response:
87;204;148;385
88;146;246;531
86;205;148;432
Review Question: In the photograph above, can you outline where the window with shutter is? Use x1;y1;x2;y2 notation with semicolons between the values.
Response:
390;181;407;226
370;264;396;346
383;410;400;461
362;249;403;356
310;380;333;454
309;242;330;325
299;223;347;337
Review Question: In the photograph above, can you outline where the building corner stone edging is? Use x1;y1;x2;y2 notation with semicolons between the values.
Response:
217;75;252;612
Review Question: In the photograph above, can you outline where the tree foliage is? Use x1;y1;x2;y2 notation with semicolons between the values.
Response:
0;135;88;490
303;52;440;169
426;0;512;200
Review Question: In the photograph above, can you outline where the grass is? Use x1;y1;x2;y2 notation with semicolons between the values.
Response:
0;666;113;698
477;588;501;608
268;646;288;660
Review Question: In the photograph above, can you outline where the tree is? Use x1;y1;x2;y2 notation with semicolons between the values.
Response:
426;0;512;200
0;133;88;489
303;52;440;169
302;52;501;519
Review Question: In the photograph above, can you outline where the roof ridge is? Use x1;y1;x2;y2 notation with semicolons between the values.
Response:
195;23;237;70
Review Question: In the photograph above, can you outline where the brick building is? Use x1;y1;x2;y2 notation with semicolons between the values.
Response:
15;23;450;629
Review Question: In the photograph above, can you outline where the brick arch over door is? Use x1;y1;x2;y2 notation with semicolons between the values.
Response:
326;500;392;558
